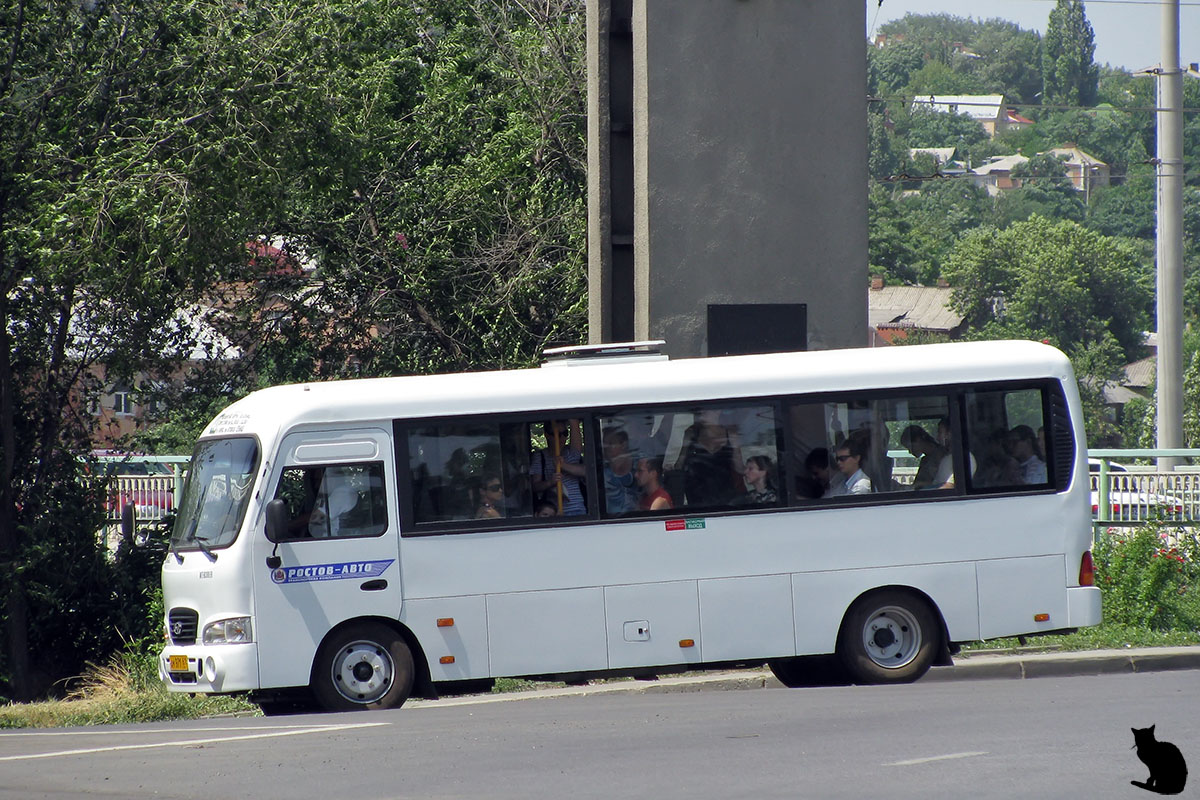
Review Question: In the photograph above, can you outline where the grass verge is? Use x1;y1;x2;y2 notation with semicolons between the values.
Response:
959;624;1200;655
0;654;257;730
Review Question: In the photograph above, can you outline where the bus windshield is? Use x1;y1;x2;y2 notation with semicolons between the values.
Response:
170;438;260;551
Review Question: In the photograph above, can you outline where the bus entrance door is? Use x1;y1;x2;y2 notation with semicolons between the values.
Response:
252;428;402;693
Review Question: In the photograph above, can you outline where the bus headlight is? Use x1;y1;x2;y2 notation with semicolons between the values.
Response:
202;617;253;644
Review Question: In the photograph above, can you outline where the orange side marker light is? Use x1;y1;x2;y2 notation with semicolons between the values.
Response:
440;655;456;664
679;639;695;648
437;618;454;628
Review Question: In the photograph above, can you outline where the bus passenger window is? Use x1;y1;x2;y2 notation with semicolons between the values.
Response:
407;422;534;524
788;393;953;500
599;403;780;516
273;463;387;539
964;387;1050;490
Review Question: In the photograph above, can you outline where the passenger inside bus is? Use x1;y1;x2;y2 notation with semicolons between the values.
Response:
673;409;744;506
635;456;673;511
798;447;844;499
530;419;587;515
899;425;949;490
835;440;872;495
474;475;504;519
976;429;1021;487
601;428;639;515
734;455;778;505
1008;425;1047;484
275;464;384;538
309;475;361;537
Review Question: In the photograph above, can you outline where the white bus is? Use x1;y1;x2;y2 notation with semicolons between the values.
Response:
159;340;1100;711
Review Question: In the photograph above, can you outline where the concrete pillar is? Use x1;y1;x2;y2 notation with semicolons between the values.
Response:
588;0;868;357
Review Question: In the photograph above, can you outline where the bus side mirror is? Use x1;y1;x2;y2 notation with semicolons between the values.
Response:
265;498;289;542
265;499;289;569
120;503;136;540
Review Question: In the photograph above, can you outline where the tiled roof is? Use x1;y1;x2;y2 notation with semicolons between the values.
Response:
868;285;964;332
1123;355;1156;388
911;95;1005;120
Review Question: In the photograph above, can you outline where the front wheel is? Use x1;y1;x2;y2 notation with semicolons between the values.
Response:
312;622;415;712
837;590;939;684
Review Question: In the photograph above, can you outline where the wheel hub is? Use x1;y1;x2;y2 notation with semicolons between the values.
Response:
332;641;393;704
861;606;921;669
872;626;897;649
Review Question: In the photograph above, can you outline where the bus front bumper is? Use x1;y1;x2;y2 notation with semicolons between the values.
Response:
159;644;259;695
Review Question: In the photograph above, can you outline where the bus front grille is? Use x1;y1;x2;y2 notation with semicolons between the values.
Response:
168;608;198;645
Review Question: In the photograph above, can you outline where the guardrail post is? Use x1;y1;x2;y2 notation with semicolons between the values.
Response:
1098;459;1111;522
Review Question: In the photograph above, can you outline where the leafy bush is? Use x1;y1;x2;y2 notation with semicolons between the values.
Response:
1093;523;1200;631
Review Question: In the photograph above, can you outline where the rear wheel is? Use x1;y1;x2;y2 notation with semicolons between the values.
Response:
312;622;415;712
837;590;939;684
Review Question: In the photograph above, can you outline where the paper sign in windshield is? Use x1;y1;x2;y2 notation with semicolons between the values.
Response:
271;559;394;585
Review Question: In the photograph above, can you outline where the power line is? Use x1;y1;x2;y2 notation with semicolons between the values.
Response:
870;95;1200;115
869;168;1189;186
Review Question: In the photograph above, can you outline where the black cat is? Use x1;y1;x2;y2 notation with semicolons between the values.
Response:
1131;725;1188;795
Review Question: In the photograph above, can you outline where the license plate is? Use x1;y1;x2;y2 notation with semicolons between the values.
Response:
168;655;189;672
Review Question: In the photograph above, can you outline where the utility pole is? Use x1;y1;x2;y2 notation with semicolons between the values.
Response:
1156;0;1184;469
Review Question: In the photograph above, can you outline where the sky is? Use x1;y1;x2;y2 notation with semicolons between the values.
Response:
867;0;1200;72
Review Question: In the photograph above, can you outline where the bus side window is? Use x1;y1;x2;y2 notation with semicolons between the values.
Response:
407;421;535;525
964;387;1050;491
273;462;387;539
789;392;953;499
599;403;781;516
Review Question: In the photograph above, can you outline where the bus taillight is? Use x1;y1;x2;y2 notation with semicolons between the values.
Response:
1079;551;1095;586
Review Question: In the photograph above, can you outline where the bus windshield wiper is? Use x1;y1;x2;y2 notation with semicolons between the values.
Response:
173;485;208;563
188;531;217;562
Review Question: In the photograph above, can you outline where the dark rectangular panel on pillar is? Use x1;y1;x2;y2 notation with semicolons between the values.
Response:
708;304;807;357
609;0;635;342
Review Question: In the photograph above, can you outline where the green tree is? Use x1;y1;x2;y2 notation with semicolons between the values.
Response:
1042;0;1099;107
213;0;588;386
867;41;926;95
0;0;313;700
942;216;1153;419
867;113;901;181
1036;108;1145;174
1184;351;1200;448
868;185;921;284
994;154;1085;226
3;0;541;701
904;61;982;96
876;14;1043;104
877;13;984;65
974;25;1042;105
901;106;988;150
1086;171;1156;240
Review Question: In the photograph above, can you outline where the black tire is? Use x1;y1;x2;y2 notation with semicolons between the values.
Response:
312;622;415;712
837;590;939;684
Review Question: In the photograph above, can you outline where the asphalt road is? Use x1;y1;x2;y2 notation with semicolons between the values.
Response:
1;670;1197;799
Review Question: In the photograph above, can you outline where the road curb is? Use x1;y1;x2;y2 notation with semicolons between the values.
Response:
414;647;1200;707
928;647;1200;682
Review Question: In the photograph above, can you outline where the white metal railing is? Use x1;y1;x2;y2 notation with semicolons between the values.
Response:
1089;448;1200;526
95;455;190;549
